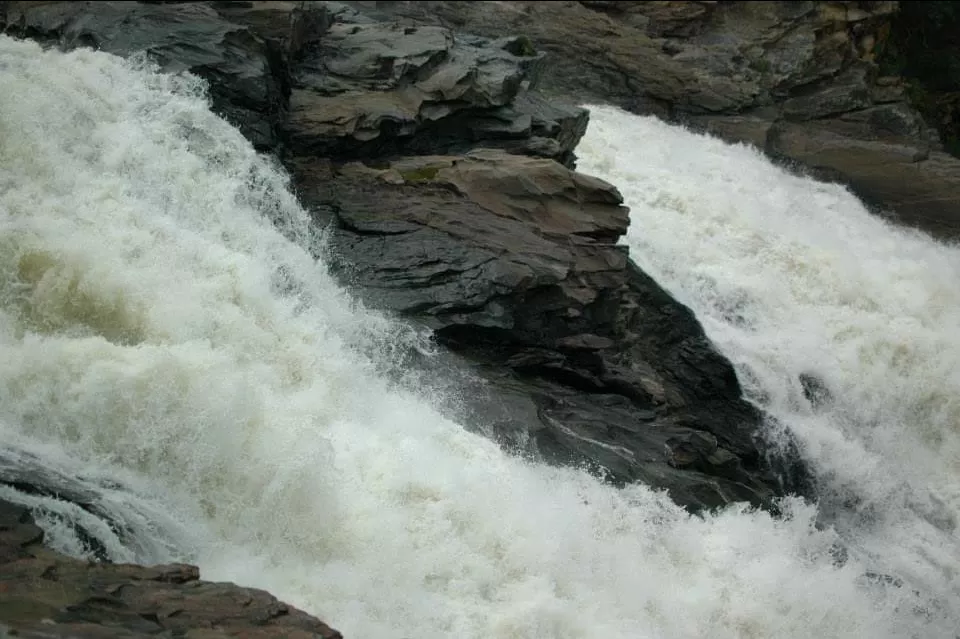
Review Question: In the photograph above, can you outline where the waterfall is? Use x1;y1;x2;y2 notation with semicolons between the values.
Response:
1;36;957;639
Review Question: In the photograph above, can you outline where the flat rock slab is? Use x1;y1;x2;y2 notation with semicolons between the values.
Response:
0;499;342;639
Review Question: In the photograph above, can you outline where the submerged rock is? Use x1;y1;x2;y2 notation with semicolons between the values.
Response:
799;371;833;409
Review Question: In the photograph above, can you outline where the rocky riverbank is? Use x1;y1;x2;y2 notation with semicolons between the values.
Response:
370;0;960;240
4;0;943;636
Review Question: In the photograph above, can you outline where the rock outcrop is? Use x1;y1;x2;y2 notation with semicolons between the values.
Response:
370;1;960;240
0;498;343;639
296;150;802;509
282;5;586;166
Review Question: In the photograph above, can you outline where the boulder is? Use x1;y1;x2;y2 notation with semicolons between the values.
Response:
294;149;806;511
0;499;342;639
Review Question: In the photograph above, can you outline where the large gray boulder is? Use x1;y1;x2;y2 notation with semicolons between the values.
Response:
293;149;807;511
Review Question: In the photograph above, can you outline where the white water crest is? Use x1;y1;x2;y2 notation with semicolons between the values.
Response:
1;36;957;639
578;105;960;633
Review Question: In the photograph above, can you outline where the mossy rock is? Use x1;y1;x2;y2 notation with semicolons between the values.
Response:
503;35;537;58
399;166;441;182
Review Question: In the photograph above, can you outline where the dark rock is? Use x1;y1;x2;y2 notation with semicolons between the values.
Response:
0;499;342;638
297;149;807;512
0;449;128;562
281;7;584;165
839;103;927;139
782;65;875;121
211;1;333;61
367;0;960;240
581;1;718;39
799;372;833;409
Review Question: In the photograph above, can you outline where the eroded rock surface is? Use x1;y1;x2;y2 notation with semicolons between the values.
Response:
281;2;585;165
295;149;805;510
369;0;960;239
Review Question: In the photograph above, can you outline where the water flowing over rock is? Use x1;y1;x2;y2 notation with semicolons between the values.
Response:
5;2;960;637
1;1;815;635
297;149;797;509
1;0;805;515
369;0;960;240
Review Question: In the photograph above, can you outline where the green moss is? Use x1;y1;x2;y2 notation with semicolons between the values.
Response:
504;35;537;58
399;166;441;182
749;58;771;74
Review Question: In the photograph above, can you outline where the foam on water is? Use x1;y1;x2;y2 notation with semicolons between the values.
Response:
1;36;957;638
577;104;960;624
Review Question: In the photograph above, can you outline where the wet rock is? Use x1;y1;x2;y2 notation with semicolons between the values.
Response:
782;65;875;121
799;372;833;409
0;449;124;562
296;148;806;511
282;6;584;165
368;0;960;240
0;499;342;639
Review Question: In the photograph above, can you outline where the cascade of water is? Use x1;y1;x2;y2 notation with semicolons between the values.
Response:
1;37;957;639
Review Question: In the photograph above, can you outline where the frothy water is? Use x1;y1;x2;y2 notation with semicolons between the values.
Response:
578;105;960;631
1;36;958;638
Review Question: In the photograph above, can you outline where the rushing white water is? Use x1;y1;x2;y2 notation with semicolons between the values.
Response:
1;36;958;639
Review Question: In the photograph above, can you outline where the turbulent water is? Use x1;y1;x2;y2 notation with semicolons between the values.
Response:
2;36;959;639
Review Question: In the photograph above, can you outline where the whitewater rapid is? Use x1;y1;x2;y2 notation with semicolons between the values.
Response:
1;36;958;639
